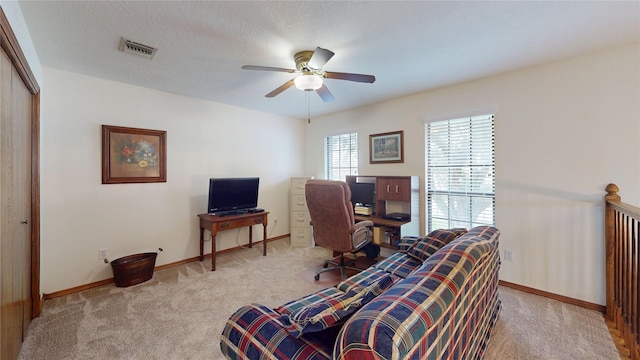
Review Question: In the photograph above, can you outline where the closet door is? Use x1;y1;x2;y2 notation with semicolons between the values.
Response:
13;58;33;339
0;47;32;360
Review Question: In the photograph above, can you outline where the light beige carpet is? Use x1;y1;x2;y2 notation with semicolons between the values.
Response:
19;239;619;359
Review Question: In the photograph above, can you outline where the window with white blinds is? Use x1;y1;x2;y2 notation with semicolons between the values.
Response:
425;114;495;231
325;132;358;180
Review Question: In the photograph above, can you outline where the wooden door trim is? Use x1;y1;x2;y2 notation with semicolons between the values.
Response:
0;7;39;94
31;93;40;316
0;6;42;317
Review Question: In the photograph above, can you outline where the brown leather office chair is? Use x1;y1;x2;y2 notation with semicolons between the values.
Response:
305;179;374;280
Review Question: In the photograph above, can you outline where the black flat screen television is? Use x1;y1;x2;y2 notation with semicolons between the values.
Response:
350;182;375;207
207;177;259;214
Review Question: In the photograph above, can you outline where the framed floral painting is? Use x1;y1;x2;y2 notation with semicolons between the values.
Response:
102;125;167;184
369;130;404;164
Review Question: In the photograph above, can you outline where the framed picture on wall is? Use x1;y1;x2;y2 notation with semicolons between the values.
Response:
369;130;404;164
102;125;167;184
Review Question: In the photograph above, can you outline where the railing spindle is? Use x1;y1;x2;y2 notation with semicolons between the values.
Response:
605;184;640;359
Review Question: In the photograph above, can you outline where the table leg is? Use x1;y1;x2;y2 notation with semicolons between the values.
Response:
211;226;217;271
263;221;267;256
199;226;204;261
249;225;253;248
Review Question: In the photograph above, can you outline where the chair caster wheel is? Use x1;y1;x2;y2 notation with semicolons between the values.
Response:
323;263;329;268
314;274;320;281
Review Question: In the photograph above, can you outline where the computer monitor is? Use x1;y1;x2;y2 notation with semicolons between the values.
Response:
350;182;375;207
207;177;259;214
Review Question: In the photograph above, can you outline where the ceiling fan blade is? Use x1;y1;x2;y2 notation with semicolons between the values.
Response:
308;47;335;70
242;65;296;73
316;84;335;102
325;71;376;83
265;79;295;98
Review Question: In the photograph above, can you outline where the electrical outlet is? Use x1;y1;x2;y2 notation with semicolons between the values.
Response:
98;248;108;260
504;249;513;261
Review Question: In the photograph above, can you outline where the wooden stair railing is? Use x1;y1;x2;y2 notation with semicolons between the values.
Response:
605;183;640;359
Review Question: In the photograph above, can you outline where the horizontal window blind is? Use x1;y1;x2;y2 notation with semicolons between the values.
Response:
325;132;358;180
426;114;495;231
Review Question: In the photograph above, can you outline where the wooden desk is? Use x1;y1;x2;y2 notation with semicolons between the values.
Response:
354;214;408;249
354;214;409;228
198;212;268;271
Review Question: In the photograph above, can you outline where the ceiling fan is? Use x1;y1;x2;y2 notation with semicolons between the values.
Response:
241;47;375;102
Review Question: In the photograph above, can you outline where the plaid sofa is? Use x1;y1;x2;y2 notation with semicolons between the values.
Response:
220;226;501;360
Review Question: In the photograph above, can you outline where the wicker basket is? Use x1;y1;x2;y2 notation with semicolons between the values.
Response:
110;252;157;287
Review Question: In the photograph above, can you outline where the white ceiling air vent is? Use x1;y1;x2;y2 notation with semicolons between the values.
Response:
118;37;157;59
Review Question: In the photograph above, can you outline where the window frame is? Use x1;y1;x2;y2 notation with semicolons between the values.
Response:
425;114;495;231
324;132;358;180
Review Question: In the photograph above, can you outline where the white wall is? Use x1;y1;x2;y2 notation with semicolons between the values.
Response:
10;0;639;303
305;43;640;305
40;68;305;294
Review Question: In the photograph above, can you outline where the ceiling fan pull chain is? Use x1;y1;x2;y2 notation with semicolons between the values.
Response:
307;91;311;124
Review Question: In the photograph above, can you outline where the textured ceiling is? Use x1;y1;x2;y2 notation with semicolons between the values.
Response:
18;1;640;120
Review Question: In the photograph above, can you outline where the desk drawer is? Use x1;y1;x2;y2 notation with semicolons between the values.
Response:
214;216;264;231
291;178;308;195
291;227;312;247
291;211;311;227
291;194;308;212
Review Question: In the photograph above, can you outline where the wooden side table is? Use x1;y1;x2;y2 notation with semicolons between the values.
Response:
198;212;268;271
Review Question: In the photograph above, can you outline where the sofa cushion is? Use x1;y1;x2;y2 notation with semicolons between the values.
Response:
372;252;423;279
336;267;401;293
396;236;421;252
275;286;345;316
406;228;466;262
280;274;394;338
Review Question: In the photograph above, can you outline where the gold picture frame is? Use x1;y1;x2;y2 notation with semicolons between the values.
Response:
369;130;404;164
102;125;167;184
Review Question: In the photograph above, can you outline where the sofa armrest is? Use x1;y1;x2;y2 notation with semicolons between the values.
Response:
335;227;502;360
220;304;334;360
396;236;420;252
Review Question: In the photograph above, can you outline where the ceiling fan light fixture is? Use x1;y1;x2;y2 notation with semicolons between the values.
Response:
294;74;323;91
242;46;373;101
